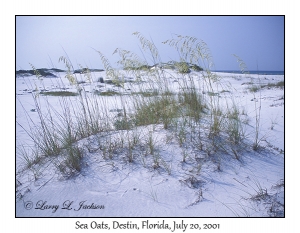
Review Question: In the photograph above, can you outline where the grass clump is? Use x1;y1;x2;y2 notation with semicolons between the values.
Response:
114;117;134;130
56;145;84;177
261;81;284;89
224;104;246;145
248;80;284;93
41;91;78;96
133;95;179;129
132;90;159;97
190;63;203;71
178;89;205;121
176;61;191;74
94;90;120;96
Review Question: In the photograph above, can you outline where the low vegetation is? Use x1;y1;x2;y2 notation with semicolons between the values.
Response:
17;32;279;182
248;81;285;93
40;91;78;96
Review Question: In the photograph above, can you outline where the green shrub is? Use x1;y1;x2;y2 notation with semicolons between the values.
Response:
190;64;203;71
176;62;191;73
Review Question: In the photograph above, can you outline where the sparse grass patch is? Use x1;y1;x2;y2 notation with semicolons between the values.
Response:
18;145;43;170
64;145;84;171
132;90;159;97
41;91;78;96
248;85;261;93
261;81;284;89
178;90;205;121
114;117;134;130
220;90;231;94
94;90;120;96
248;179;270;201
53;144;84;178
207;91;219;96
224;104;246;145
248;80;284;93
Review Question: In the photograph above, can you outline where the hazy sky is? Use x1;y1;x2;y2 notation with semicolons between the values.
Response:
16;16;284;71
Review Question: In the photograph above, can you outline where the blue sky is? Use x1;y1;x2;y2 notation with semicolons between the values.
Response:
16;16;284;71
